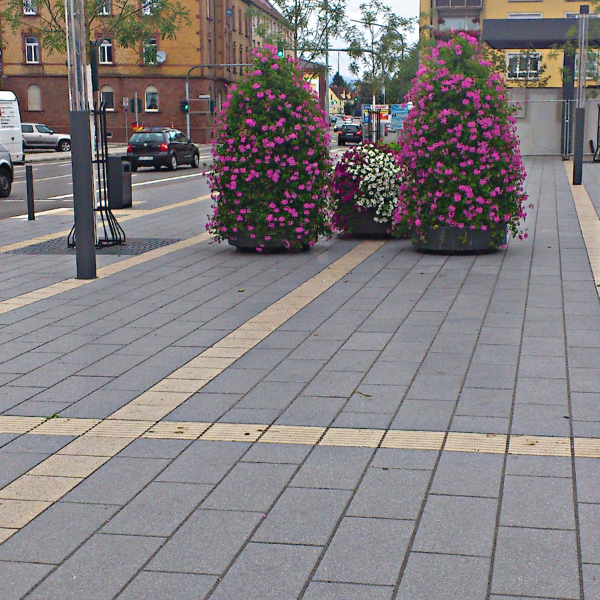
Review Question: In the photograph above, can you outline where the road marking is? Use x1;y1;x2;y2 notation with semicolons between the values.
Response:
0;240;385;542
565;161;600;296
11;208;71;220
0;193;211;254
13;174;72;184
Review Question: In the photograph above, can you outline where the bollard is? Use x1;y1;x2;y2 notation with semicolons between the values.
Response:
26;165;35;220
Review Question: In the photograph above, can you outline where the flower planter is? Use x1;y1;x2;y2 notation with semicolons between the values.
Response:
228;234;311;252
412;225;507;255
350;208;393;238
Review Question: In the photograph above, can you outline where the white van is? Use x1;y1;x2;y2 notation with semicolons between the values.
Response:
0;91;24;163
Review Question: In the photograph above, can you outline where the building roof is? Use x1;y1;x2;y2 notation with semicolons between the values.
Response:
248;0;286;23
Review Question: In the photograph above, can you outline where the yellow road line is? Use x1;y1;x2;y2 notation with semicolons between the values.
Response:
0;240;385;541
0;194;211;254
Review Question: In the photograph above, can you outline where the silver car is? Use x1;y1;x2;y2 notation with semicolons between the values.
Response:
22;123;71;152
0;143;13;197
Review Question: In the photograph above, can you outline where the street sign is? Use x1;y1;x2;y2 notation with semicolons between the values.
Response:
122;97;129;107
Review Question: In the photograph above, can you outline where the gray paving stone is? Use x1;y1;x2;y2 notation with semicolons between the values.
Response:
450;415;510;434
218;407;281;423
264;359;325;383
164;392;241;422
315;516;413;585
500;475;576;529
511;404;571;436
346;386;407;413
455;387;514;417
472;344;520;365
579;503;600;564
63;457;170;505
0;451;53;487
570;368;600;393
414;495;498;556
521;336;566;357
362;362;419;386
4;399;74;416
583;563;600;600
371;448;438;471
157;440;249;484
571;392;600;422
2;434;74;455
432;452;503;498
0;560;54;600
202;462;296;512
291;446;373;490
0;433;18;448
241;442;312;464
464;363;517;389
26;533;164;600
406;374;464;401
236;381;305;409
391;399;455;431
0;501;118;564
396;553;490;600
332;411;394;429
209;542;321;600
304;582;393;600
103;482;212;536
515;377;569;405
324;350;380;372
276;395;347;426
117;572;216;600
147;509;262;574
200;368;270;395
115;438;188;459
491;526;580;599
341;332;393;351
59;389;140;418
30;375;114;403
347;468;430;520
506;455;572;478
252;487;351;545
302;370;364;398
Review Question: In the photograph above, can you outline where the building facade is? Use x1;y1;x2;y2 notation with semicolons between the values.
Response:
0;0;292;143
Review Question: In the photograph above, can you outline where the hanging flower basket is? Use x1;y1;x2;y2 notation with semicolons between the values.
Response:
394;33;530;253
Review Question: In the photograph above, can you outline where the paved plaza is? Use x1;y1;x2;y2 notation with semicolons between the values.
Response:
0;156;599;599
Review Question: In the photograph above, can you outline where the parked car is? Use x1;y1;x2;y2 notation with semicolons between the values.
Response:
333;118;346;132
124;128;200;172
0;143;14;198
330;114;344;126
338;124;363;146
21;123;71;152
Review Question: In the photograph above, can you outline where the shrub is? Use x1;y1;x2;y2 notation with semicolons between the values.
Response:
207;45;332;251
394;33;530;245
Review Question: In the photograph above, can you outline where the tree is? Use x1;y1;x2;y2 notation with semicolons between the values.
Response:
332;71;346;86
253;0;347;64
0;0;190;58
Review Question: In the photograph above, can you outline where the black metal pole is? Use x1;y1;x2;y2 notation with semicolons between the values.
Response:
70;110;96;279
25;165;35;220
573;106;585;185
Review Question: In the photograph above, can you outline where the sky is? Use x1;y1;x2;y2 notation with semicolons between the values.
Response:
331;0;420;79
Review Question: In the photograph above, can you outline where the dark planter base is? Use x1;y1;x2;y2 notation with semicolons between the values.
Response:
349;208;393;239
412;225;507;255
228;234;311;253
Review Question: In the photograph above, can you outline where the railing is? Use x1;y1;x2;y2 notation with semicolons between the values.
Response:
434;0;483;8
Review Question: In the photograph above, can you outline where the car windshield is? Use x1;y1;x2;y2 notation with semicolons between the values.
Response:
37;125;55;134
129;133;164;143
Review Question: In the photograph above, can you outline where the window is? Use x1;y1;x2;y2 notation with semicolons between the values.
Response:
98;0;110;15
98;39;113;64
438;16;479;30
507;12;542;18
507;52;541;80
22;124;34;133
143;37;157;64
145;85;158;111
23;0;37;14
233;42;237;72
101;85;114;109
239;9;243;34
575;51;599;80
142;0;155;15
27;84;41;110
25;37;39;64
206;0;211;19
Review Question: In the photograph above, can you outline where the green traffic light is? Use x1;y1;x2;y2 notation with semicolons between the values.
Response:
277;41;285;58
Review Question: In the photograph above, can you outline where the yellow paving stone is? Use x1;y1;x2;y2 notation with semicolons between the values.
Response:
106;404;177;422
225;330;269;341
382;430;445;451
0;476;82;502
87;420;154;438
259;425;326;445
0;500;52;529
0;528;17;543
29;454;110;478
151;379;208;393
445;432;508;455
0;416;45;434
200;423;267;442
200;347;246;359
128;390;190;406
212;337;261;349
33;418;101;436
58;436;133;457
169;367;223;380
509;435;572;457
574;438;600;458
185;356;238;370
320;428;385;448
142;421;211;440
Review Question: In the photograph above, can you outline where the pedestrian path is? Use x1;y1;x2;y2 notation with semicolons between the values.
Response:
0;157;599;600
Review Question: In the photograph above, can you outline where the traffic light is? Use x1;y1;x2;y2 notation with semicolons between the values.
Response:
180;99;189;113
277;41;285;58
129;98;143;113
353;95;358;103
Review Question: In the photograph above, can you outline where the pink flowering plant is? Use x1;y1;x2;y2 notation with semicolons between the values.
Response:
207;45;332;251
331;143;401;235
394;33;530;246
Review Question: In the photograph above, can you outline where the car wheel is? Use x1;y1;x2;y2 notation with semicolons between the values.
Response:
57;139;71;152
0;169;12;198
191;153;200;169
168;154;178;171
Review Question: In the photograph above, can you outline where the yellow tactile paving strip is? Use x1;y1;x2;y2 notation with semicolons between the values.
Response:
0;240;386;542
0;233;210;315
0;194;211;254
565;162;600;296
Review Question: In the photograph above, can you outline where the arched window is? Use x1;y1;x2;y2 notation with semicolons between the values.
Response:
100;85;114;110
27;84;41;111
145;85;158;111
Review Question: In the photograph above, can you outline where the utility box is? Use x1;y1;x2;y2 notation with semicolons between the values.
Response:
107;156;132;209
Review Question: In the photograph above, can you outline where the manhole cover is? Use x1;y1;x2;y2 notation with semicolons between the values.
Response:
10;238;181;256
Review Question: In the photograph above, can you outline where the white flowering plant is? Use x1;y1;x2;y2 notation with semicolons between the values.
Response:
330;143;401;235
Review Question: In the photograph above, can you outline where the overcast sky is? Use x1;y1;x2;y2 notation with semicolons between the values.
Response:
332;0;420;78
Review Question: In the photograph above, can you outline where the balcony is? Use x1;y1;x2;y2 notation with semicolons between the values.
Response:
434;0;483;8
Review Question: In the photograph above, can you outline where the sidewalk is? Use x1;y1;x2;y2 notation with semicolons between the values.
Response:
0;156;599;600
23;144;130;165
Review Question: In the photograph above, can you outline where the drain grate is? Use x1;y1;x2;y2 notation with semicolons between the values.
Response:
10;238;181;256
